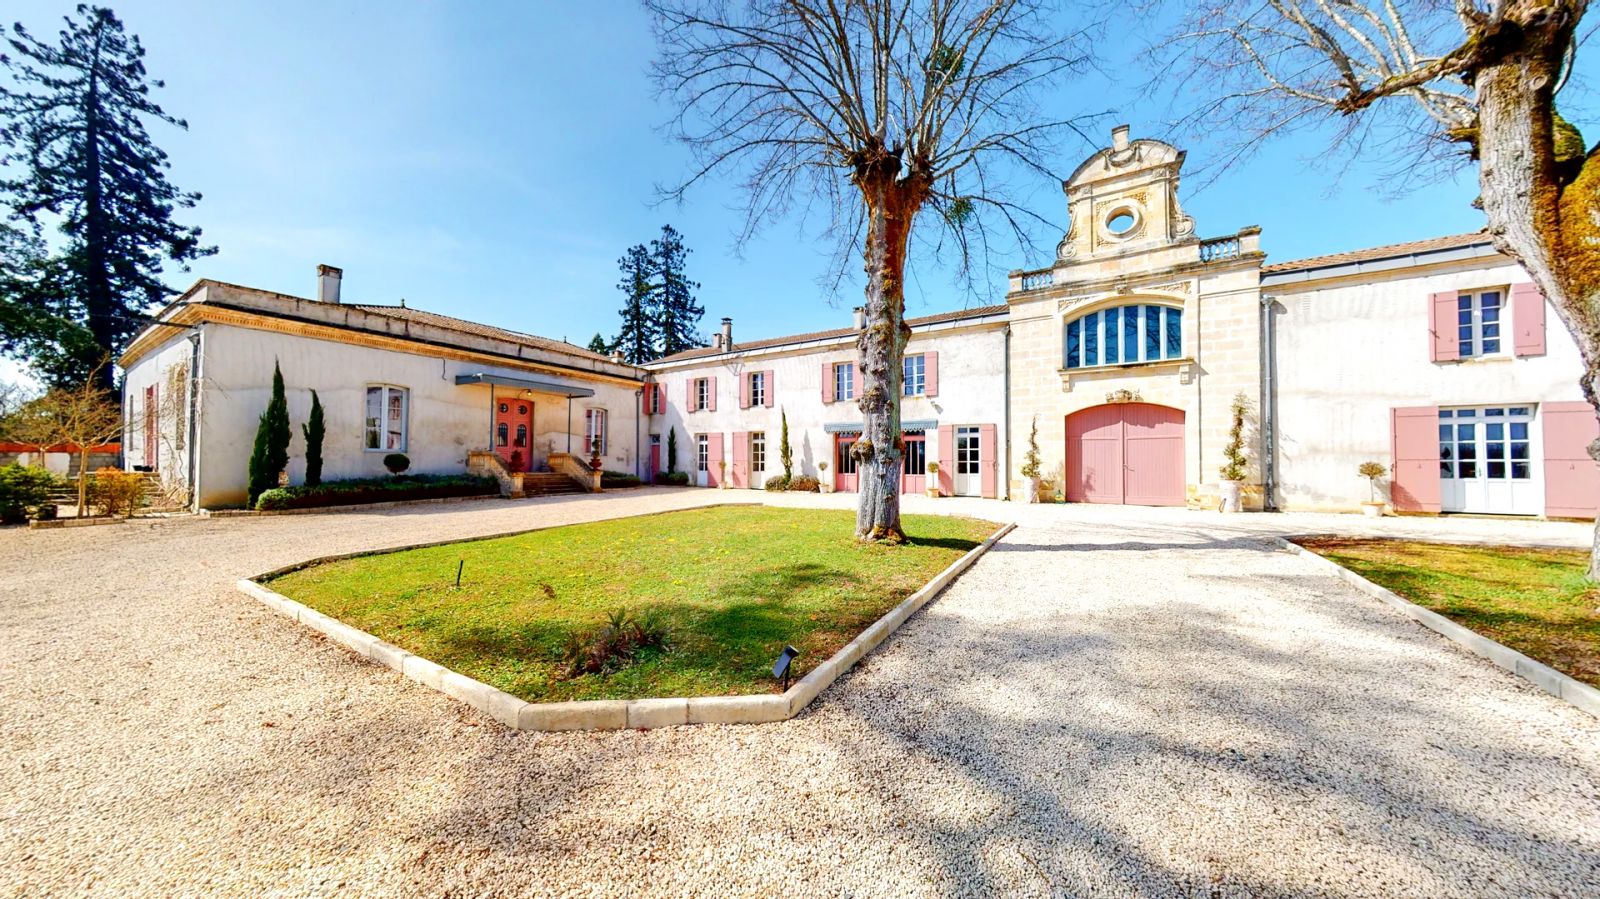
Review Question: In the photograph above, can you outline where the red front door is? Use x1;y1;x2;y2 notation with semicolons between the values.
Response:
648;436;661;483
495;399;534;471
900;433;926;493
1066;403;1185;506
835;434;859;492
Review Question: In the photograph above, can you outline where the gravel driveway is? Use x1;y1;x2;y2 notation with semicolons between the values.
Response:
3;491;1598;897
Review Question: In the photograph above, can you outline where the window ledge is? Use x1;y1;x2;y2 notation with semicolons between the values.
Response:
1446;354;1515;366
1057;358;1195;392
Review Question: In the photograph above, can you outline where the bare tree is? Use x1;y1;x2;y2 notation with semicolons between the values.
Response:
647;0;1095;540
1159;0;1600;574
14;363;124;517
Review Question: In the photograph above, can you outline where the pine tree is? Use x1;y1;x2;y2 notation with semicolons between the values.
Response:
247;361;290;505
301;389;324;487
0;224;96;386
0;5;214;389
613;244;658;363
586;332;612;355
649;225;703;357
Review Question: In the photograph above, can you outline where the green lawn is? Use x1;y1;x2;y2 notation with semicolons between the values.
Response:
266;506;999;702
1301;537;1600;687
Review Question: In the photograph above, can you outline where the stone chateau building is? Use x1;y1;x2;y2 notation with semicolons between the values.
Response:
121;126;1597;518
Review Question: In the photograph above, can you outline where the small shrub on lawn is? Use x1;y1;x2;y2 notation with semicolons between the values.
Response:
87;468;147;517
560;608;670;677
0;464;62;523
601;470;643;488
787;474;820;492
764;474;790;491
654;471;690;486
255;473;497;510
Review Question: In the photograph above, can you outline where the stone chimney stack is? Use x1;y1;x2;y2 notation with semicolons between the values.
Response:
317;264;343;304
852;307;866;329
1111;124;1131;151
720;317;733;349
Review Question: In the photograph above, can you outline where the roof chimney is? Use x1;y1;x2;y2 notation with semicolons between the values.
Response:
1111;124;1131;151
852;306;866;330
720;317;733;349
317;264;343;304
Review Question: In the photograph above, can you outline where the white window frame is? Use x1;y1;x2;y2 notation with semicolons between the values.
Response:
903;354;926;396
750;371;766;407
1457;288;1507;359
696;433;709;472
365;384;409;452
695;377;709;411
751;431;766;473
585;408;608;456
834;362;855;401
1064;303;1183;370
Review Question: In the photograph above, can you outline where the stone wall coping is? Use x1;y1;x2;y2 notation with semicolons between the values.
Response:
1278;537;1600;720
236;514;1014;731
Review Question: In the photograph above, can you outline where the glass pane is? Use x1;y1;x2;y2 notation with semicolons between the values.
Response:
1512;461;1531;479
1458;310;1472;326
1460;461;1477;478
1510;442;1529;460
1483;307;1500;323
1166;308;1182;358
1440;461;1454;477
1085;312;1099;366
1066;319;1080;369
1509;406;1531;416
1459;341;1473;358
1488;461;1505;479
1487;442;1504;459
1483;323;1499;339
1145;306;1160;359
1440;444;1454;461
1439;424;1452;440
1483;338;1500;354
1457;424;1475;441
1458;296;1471;309
1482;290;1501;307
365;387;382;449
1485;408;1505;417
1104;307;1120;363
1458;442;1476;461
1124;307;1139;361
1439;410;1454;419
1457;409;1476;418
1486;423;1504;440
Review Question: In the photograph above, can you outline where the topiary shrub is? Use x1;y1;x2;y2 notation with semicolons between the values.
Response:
764;474;790;491
383;452;410;475
302;390;325;486
86;468;147;517
0;464;62;524
787;474;820;492
653;471;690;487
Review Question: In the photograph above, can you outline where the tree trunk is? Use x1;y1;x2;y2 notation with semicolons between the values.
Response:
852;152;926;542
77;448;90;518
1471;7;1600;577
82;26;117;393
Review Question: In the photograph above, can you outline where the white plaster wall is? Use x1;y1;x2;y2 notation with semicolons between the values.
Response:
1268;258;1583;512
646;322;1008;491
189;324;641;507
120;331;197;495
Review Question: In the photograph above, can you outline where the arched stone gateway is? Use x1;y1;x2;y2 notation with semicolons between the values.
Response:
1065;403;1185;506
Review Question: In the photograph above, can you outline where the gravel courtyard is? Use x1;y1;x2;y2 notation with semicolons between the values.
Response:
3;490;1599;897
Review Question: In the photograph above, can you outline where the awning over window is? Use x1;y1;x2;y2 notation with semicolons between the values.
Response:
823;419;936;434
455;373;595;398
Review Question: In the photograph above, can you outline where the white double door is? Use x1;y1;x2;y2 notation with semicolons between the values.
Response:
953;426;981;497
1439;405;1540;515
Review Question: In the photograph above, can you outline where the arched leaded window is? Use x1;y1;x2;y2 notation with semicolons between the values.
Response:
1064;303;1182;369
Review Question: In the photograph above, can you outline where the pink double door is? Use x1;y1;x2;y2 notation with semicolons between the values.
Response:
1066;403;1185;506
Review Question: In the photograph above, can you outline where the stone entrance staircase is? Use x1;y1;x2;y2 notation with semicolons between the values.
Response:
467;450;596;499
521;472;586;497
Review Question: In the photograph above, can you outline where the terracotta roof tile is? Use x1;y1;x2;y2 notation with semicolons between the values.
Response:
1262;231;1493;274
649;303;1009;364
347;304;619;364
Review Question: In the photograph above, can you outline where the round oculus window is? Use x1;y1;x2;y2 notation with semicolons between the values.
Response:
498;403;508;413
518;404;528;414
1106;210;1137;235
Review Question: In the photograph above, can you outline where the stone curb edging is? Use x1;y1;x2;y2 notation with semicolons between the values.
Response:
1277;536;1600;720
28;516;126;530
237;519;1015;731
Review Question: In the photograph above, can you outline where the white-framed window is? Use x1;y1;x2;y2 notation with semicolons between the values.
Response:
751;432;766;472
365;384;408;451
903;354;926;396
1457;289;1505;358
696;433;709;472
695;377;709;411
585;408;608;456
750;371;766;407
1440;406;1533;481
956;426;981;475
834;362;855;401
1065;304;1183;369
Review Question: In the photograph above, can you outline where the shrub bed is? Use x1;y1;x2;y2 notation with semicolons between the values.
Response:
0;464;62;524
602;470;643;488
764;474;790;491
654;471;691;486
787;474;820;492
255;473;498;511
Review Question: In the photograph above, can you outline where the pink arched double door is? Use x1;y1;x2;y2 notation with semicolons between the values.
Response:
1065;403;1185;506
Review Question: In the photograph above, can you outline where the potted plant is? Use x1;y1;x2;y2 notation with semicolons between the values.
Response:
925;461;941;498
1020;415;1042;503
1358;461;1387;517
1218;392;1251;513
818;460;831;493
717;458;729;489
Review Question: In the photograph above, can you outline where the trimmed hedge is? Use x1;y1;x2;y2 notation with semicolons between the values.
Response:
764;474;790;491
788;475;820;493
654;471;691;487
601;470;643;488
255;473;498;511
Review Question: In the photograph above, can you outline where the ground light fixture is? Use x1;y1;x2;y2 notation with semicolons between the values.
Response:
772;645;800;690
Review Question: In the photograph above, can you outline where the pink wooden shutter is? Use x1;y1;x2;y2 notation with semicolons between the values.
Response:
1429;291;1458;362
708;376;718;412
762;370;775;407
1512;282;1547;357
1542;401;1599;518
1390;406;1441;512
821;363;834;403
924;352;939;397
979;423;996;498
937;425;955;496
707;433;724;487
739;373;750;409
685;379;694;410
732;431;750;488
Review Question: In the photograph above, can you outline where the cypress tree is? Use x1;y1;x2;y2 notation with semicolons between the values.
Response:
649;225;703;357
301;389;325;487
613;244;658;363
779;408;792;480
0;5;215;389
666;427;678;474
247;361;290;505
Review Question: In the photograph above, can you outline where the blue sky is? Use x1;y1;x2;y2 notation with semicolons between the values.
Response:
6;1;1545;359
